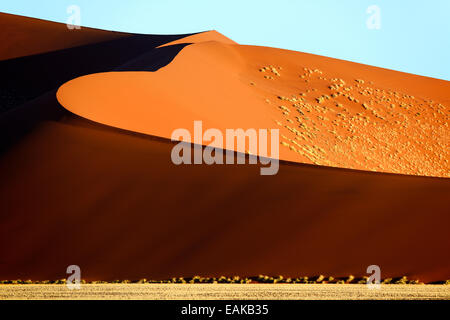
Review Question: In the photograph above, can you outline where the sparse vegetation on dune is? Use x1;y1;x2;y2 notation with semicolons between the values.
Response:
256;63;449;177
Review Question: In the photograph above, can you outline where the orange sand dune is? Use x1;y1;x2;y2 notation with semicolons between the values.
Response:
0;115;449;282
57;40;450;177
0;16;449;283
0;12;130;61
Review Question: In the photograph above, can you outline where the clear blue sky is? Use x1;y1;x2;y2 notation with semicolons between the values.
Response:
1;0;449;80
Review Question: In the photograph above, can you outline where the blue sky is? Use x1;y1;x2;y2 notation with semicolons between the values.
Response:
1;0;449;80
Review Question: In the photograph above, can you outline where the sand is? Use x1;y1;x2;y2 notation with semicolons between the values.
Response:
0;13;449;285
0;12;130;61
0;284;448;300
57;39;450;177
1;121;449;282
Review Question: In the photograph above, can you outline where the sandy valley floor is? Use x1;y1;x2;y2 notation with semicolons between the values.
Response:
0;284;449;300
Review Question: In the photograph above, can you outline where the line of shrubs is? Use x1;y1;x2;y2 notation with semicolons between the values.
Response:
1;276;449;285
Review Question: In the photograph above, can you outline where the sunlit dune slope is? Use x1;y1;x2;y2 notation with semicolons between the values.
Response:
0;12;130;61
57;38;449;177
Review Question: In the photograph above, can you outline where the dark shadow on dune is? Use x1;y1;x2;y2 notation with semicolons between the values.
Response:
0;90;67;154
0;34;200;154
0;110;449;282
115;43;192;71
0;33;196;114
0;33;199;152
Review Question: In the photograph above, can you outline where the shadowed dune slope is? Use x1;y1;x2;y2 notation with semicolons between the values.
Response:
0;16;449;282
0;114;449;282
57;40;449;177
0;13;205;113
0;12;130;61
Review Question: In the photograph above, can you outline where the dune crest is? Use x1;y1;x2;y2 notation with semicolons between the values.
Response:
158;30;237;47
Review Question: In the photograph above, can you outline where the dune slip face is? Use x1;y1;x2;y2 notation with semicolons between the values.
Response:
0;12;130;62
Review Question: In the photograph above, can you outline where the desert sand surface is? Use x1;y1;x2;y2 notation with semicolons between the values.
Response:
0;13;449;285
0;284;449;300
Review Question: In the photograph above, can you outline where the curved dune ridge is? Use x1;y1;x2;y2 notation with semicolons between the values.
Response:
57;34;449;177
0;14;449;283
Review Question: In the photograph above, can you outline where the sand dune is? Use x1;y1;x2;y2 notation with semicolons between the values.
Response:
158;30;237;47
0;13;196;114
0;12;129;61
57;40;449;177
0;118;449;282
0;13;449;284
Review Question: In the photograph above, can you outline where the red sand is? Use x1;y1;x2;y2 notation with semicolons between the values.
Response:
57;39;450;177
0;14;449;283
0;118;449;282
0;12;129;61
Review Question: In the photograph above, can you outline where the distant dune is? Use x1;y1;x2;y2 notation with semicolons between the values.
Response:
0;12;129;61
0;13;449;283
